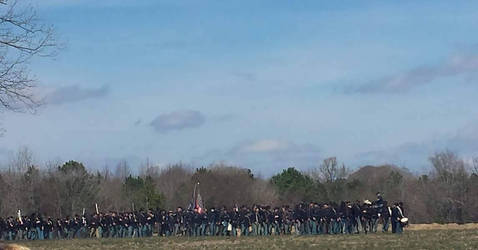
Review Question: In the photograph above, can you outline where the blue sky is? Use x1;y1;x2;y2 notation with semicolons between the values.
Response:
1;0;478;175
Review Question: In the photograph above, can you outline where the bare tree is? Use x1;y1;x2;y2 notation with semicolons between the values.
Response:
8;145;33;172
429;151;468;223
0;146;34;216
316;157;348;183
250;179;279;206
0;0;58;112
57;161;99;216
115;160;131;180
157;164;193;209
97;176;128;212
139;158;161;178
473;157;478;175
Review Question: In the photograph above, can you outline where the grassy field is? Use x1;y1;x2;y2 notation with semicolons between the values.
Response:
6;227;478;250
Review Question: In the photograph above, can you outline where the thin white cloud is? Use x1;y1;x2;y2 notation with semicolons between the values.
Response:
44;85;109;105
241;139;289;153
353;119;478;170
150;110;205;133
352;52;478;93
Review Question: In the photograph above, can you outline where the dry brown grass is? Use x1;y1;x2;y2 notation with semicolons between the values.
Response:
0;244;30;250
408;223;478;230
10;225;478;250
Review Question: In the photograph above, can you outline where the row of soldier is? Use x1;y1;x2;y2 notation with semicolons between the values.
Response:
0;193;407;241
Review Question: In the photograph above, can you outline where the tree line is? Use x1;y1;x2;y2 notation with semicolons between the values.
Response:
0;148;477;224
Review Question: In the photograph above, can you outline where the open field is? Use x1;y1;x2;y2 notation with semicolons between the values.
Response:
3;225;478;250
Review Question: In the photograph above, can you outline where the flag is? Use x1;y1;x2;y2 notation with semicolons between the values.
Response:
188;182;197;210
196;191;204;214
188;182;205;213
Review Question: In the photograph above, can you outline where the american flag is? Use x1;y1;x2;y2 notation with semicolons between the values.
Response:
196;191;205;213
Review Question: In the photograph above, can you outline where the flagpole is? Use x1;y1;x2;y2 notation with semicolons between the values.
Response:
193;182;198;208
197;182;200;208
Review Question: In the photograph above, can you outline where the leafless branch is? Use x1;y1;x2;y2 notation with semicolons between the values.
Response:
0;0;58;113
